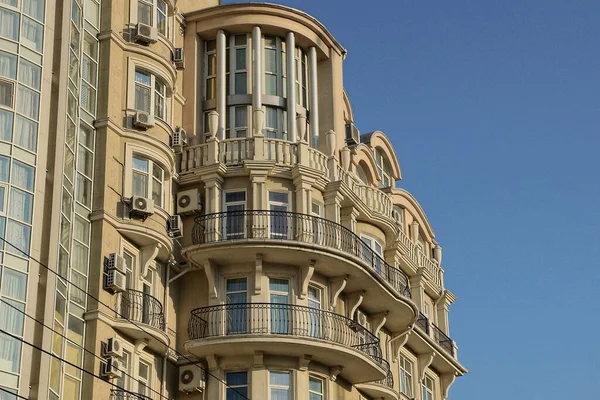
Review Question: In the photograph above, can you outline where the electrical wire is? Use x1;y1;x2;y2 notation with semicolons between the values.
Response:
0;386;29;400
0;298;173;400
0;328;149;400
0;237;250;400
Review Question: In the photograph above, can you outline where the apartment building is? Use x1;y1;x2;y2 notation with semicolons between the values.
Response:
0;0;466;399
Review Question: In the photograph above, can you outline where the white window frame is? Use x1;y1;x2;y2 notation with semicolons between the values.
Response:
134;0;169;37
134;68;166;120
308;375;325;400
375;149;392;188
131;154;164;208
263;35;286;97
294;47;308;109
264;105;287;140
393;206;404;232
399;355;414;397
204;39;216;100
422;375;434;400
227;34;250;96
269;371;292;400
156;0;168;37
268;191;290;239
360;234;384;273
225;105;249;139
223;189;247;239
137;358;152;397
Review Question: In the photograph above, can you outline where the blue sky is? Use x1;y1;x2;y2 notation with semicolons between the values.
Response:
225;1;600;398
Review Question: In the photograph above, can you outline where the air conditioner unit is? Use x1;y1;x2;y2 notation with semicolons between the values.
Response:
169;215;183;238
104;336;124;358
133;111;155;129
172;127;187;147
106;269;126;293
107;253;126;274
176;189;202;215
135;22;157;44
179;365;205;393
345;122;360;146
129;196;155;218
173;47;184;69
101;357;123;379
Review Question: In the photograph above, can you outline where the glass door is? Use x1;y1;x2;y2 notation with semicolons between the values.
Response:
224;191;246;240
311;202;324;245
226;278;247;334
270;278;290;334
141;272;153;325
307;285;322;339
269;192;289;239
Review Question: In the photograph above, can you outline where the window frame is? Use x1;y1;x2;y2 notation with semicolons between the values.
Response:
399;355;414;397
223;189;247;239
131;154;165;208
422;374;434;400
225;370;249;399
375;149;392;188
204;39;216;101
134;68;166;121
269;370;292;400
308;375;325;400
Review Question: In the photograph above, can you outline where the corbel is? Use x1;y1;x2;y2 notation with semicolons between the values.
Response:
133;339;148;354
253;351;264;368
206;354;219;371
254;254;263;295
299;260;315;299
371;311;389;336
140;243;161;279
441;373;457;399
329;275;348;310
418;352;435;381
328;366;343;382
298;355;312;371
203;259;218;299
346;291;365;320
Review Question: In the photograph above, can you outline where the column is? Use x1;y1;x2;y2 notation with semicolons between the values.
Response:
286;32;296;142
217;29;227;139
308;46;319;146
253;26;262;110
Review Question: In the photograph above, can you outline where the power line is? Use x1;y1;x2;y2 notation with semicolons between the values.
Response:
0;237;250;400
0;386;28;400
0;298;173;400
0;328;147;400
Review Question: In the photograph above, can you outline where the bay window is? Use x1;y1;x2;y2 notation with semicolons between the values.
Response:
134;69;166;120
132;155;164;208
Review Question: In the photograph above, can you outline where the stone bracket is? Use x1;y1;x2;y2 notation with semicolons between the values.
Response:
140;243;160;279
329;275;348;310
299;260;315;299
371;311;389;336
253;351;264;368
255;254;263;295
418;352;435;381
390;329;412;362
206;354;219;371
203;259;218;299
441;373;456;399
298;355;312;371
328;365;343;382
346;291;365;320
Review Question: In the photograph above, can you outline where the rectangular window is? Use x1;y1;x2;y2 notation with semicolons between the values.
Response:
224;191;246;239
226;371;248;400
137;360;151;396
268;192;289;239
137;0;152;26
0;109;13;142
309;376;324;400
360;234;383;274
157;0;167;35
21;17;43;52
154;79;165;120
115;349;132;392
422;375;434;400
0;80;14;108
134;70;151;113
0;51;17;79
269;278;289;334
270;371;291;400
132;155;164;207
17;84;40;120
204;40;216;100
230;34;247;95
308;285;322;338
226;278;247;334
0;8;19;41
399;356;414;397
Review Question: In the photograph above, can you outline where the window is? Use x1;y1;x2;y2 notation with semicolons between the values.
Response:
393;206;404;232
307;285;322;338
355;163;369;185
422;375;434;400
225;106;248;139
137;0;152;26
138;0;168;35
374;149;392;188
22;16;44;52
309;376;324;400
0;51;17;79
134;69;166;120
156;0;167;36
310;202;324;245
23;0;45;22
295;47;308;108
268;192;289;239
269;278;289;334
226;371;248;400
360;234;384;274
265;106;287;140
0;8;19;41
226;278;247;334
132;155;164;207
137;360;151;397
226;34;247;95
264;36;286;97
223;191;246;239
0;80;14;108
204;40;216;100
270;371;291;400
0;109;13;142
399;356;414;397
115;350;132;392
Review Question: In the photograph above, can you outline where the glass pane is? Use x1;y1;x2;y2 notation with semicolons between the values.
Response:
235;48;246;70
19;58;41;89
0;110;13;141
22;0;45;22
269;192;288;204
22;17;43;52
2;268;27;301
137;1;152;26
64;342;83;377
270;371;290;386
234;72;246;95
17;85;40;120
75;174;92;207
0;9;19;41
67;315;84;346
0;332;21;372
82;56;96;84
77;145;93;177
226;278;247;293
132;171;148;197
0;156;8;182
234;106;247;128
85;0;99;27
0;51;16;79
79;123;94;149
151;178;162;207
225;191;245;203
206;77;216;99
265;74;277;96
132;156;149;172
309;377;323;393
8;188;33;223
11;161;34;191
135;84;151;113
83;33;98;59
265;48;277;72
0;81;13;107
269;278;289;293
71;241;88;274
14;115;37;151
0;299;24;335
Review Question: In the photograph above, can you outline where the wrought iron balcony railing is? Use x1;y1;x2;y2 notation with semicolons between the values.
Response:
192;210;411;298
109;389;151;400
414;312;455;357
188;303;387;372
117;289;165;331
372;357;394;388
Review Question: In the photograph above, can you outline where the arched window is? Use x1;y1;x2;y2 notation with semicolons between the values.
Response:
356;163;369;185
374;149;392;188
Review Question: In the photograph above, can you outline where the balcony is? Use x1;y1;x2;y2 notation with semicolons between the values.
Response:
186;303;387;384
113;289;168;353
356;362;399;400
432;324;454;357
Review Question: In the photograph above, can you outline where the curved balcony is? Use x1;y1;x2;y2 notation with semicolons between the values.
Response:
191;210;410;298
356;365;399;400
185;303;386;384
114;289;168;353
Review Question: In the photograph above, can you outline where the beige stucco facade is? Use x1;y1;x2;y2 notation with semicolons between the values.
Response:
2;1;466;399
